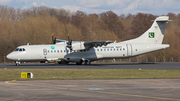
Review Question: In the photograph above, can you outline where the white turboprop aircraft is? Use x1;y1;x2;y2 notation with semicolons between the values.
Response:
7;16;170;66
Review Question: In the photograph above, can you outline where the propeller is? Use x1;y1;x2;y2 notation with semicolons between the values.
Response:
67;34;72;50
51;34;56;44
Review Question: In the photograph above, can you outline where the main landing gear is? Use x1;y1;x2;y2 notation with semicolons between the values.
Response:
76;62;82;65
58;60;69;64
84;60;91;65
76;59;91;65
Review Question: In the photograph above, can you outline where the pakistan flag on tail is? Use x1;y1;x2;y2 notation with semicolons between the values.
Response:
149;32;155;38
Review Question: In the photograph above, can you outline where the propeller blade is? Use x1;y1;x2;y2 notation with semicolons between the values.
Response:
51;34;56;44
51;34;53;44
53;37;56;44
66;34;72;50
68;34;70;44
70;39;72;45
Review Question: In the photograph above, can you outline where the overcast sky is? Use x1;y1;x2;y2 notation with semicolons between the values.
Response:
0;0;180;16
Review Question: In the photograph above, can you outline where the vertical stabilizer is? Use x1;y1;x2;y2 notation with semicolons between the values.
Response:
120;16;169;44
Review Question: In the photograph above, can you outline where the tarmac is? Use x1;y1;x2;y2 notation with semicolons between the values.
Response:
1;62;180;69
1;63;180;101
1;79;180;101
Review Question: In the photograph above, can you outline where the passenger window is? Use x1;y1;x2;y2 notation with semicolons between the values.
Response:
64;50;66;52
23;48;25;51
107;49;109;51
19;48;22;51
104;49;106;51
51;50;53;53
110;49;112;51
54;50;56;53
61;50;62;53
97;49;99;51
57;50;59;53
120;48;122;51
123;48;125;51
114;49;115;51
117;49;118;51
101;49;102;51
48;50;49;53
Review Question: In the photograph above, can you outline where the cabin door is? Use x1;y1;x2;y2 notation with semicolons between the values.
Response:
43;49;47;59
126;44;132;56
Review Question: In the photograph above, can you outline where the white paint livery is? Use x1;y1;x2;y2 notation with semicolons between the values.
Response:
6;16;170;65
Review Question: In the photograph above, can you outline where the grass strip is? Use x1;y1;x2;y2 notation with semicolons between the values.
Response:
0;69;180;80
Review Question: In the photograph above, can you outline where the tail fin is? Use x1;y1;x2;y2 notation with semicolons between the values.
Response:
121;16;169;44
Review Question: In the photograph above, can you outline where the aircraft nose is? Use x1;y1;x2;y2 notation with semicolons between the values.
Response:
6;53;13;60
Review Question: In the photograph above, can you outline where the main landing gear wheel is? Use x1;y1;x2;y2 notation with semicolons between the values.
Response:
76;62;82;65
76;60;83;65
76;59;91;65
58;60;69;64
84;61;91;65
84;60;91;65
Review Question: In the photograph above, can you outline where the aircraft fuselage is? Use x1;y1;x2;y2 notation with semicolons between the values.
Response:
6;43;169;63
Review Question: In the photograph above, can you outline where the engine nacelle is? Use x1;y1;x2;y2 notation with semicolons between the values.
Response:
72;42;85;50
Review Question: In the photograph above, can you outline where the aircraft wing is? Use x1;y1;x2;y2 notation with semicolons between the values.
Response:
56;39;66;42
84;41;114;49
55;39;114;50
69;41;114;50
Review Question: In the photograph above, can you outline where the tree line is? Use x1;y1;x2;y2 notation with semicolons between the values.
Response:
0;5;180;62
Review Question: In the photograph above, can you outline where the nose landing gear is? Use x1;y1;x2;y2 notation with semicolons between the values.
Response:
15;61;20;66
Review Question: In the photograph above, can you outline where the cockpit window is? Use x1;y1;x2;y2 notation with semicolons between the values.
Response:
14;48;19;51
14;48;25;52
19;48;22;51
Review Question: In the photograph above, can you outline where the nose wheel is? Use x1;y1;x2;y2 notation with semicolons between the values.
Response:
15;61;20;66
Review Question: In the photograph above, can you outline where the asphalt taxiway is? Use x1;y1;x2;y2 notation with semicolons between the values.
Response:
1;79;180;101
1;62;180;69
1;63;180;101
